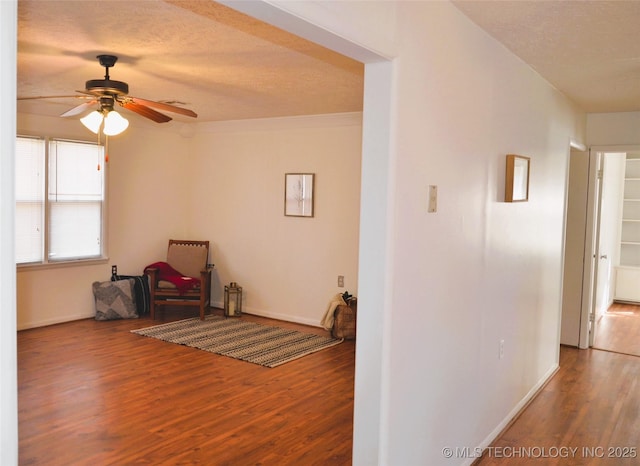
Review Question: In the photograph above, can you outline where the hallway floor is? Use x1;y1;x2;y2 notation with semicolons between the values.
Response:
476;302;640;465
593;302;640;357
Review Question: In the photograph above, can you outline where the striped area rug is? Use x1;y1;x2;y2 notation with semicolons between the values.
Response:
131;315;343;367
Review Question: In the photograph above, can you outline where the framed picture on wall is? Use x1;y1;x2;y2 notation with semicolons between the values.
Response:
505;154;530;202
284;173;315;217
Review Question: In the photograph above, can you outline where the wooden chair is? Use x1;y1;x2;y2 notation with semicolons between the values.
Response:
145;240;213;320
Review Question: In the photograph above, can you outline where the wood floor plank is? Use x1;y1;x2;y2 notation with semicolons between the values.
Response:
23;303;640;465
476;348;640;465
18;308;354;465
593;302;640;356
474;302;640;465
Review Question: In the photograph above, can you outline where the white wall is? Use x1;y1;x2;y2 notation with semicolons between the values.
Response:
16;114;190;329
587;112;640;146
188;114;362;325
16;112;361;329
253;1;587;464
5;1;600;465
385;4;582;463
0;1;18;463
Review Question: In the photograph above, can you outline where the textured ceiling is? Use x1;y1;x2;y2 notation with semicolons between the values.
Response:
17;0;364;124
17;1;640;127
453;0;640;113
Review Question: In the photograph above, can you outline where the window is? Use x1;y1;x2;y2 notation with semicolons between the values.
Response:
15;136;105;265
15;137;45;263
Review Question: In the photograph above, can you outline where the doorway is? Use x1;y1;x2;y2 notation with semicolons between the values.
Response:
561;146;639;349
593;301;640;356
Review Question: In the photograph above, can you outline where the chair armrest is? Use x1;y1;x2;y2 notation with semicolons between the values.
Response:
199;264;214;274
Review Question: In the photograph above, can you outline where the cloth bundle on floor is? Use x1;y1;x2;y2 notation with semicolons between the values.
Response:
321;293;347;330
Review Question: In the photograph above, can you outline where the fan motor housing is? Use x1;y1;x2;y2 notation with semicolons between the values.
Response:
86;79;129;96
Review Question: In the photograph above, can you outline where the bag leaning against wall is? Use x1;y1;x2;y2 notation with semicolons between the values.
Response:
332;297;357;340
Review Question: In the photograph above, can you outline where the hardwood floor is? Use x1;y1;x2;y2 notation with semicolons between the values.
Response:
476;347;640;465
20;303;640;465
476;303;640;465
593;302;640;357
18;308;355;465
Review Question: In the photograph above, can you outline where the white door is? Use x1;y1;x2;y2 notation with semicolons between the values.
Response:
588;152;604;347
562;147;601;348
560;149;589;346
576;149;603;349
587;151;627;346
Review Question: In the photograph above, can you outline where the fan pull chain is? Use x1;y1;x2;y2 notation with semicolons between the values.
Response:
97;132;104;171
95;130;110;171
104;135;109;169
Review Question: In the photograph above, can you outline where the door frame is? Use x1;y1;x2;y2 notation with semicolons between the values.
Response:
579;145;640;348
584;149;602;348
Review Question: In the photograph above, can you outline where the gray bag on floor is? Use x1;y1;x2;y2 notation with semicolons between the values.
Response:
93;278;138;320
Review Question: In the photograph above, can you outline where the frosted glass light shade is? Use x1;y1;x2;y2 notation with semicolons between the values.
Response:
103;111;129;136
80;111;104;134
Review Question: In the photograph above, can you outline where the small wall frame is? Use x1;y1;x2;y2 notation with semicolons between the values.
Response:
284;173;315;217
505;154;530;202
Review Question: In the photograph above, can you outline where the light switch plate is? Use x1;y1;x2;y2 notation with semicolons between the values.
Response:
428;185;437;213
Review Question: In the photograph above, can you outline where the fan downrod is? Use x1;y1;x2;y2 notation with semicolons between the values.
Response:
86;54;128;96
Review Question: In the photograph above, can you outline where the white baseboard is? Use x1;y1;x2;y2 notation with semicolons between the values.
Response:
211;301;322;328
462;362;560;466
17;311;95;331
19;303;324;331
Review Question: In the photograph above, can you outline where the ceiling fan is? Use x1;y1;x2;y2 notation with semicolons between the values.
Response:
18;54;197;127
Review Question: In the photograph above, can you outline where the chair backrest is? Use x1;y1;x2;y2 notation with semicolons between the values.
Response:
166;240;209;278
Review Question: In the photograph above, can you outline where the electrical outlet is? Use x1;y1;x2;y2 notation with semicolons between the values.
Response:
499;339;505;360
338;275;344;287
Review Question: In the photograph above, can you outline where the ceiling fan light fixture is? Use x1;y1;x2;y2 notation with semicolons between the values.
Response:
103;110;129;136
80;110;104;134
26;55;196;132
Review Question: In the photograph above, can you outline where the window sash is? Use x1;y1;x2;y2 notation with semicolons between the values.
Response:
15;137;45;264
48;201;102;261
15;201;44;264
15;136;105;265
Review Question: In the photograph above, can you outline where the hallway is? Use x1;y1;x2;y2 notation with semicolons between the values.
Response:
477;303;640;465
476;349;640;465
593;302;640;357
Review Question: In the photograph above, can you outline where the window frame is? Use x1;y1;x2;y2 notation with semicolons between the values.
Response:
16;135;109;269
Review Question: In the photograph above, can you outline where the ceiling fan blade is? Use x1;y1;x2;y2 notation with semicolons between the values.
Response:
76;89;100;96
17;94;89;100
119;101;172;123
60;100;97;118
129;96;197;118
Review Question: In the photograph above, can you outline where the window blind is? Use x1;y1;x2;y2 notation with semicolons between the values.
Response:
15;137;45;264
48;139;104;261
